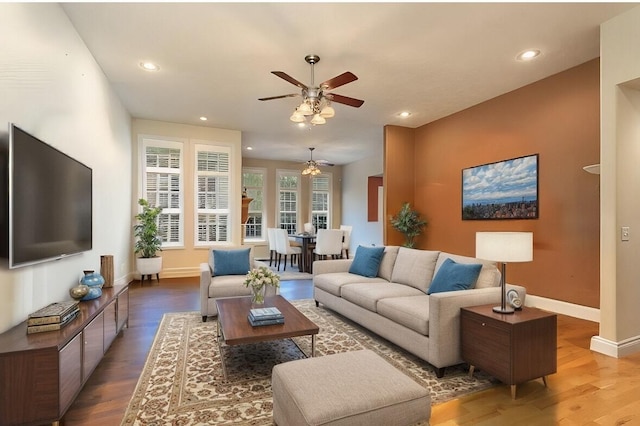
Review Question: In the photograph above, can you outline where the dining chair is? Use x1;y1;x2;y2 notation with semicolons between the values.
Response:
313;229;344;262
339;225;353;259
267;228;277;266
275;228;302;271
304;222;316;235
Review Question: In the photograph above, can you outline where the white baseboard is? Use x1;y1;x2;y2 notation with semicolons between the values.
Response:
590;335;640;358
523;294;600;323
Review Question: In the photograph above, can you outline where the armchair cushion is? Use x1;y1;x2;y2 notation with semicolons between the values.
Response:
427;258;481;294
212;248;251;276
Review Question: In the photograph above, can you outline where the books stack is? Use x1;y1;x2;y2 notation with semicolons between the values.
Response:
248;307;284;327
27;301;80;334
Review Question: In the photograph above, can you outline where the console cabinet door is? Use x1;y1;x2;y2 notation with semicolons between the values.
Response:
83;312;104;382
117;286;129;332
104;300;117;351
59;333;82;415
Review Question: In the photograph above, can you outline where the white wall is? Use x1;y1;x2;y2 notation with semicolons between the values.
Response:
593;5;640;357
341;146;384;253
0;4;132;333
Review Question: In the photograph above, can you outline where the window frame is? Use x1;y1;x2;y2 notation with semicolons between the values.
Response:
139;136;185;249
310;173;332;230
242;167;267;242
276;169;301;235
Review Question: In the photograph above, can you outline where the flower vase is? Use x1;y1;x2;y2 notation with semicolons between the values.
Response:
80;270;105;301
251;284;265;306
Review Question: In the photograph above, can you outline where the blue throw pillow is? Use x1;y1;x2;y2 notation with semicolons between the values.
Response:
212;248;251;276
427;258;482;295
349;245;386;278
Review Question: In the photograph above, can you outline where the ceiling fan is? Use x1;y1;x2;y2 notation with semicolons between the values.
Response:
302;147;333;176
259;54;364;125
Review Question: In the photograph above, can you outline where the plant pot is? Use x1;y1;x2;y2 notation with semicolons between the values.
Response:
136;256;163;276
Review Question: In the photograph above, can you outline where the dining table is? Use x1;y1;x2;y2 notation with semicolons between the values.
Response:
291;234;316;273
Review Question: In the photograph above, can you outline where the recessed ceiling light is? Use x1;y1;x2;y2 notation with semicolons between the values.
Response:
140;61;160;71
246;146;253;151
399;111;411;118
199;116;208;121
516;50;540;61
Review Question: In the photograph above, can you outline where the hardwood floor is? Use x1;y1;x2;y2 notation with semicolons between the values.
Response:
61;278;640;425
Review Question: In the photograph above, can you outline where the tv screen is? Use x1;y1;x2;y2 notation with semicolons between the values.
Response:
8;124;92;268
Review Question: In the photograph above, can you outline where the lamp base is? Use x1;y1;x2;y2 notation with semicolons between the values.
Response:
493;306;515;314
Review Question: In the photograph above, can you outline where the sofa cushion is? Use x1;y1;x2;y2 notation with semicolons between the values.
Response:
390;248;440;293
314;272;388;297
427;258;482;294
435;252;499;288
378;246;400;281
341;283;425;312
212;248;251;276
349;245;386;277
208;275;252;298
377;296;430;336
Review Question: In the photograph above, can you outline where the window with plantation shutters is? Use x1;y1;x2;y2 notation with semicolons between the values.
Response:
142;139;184;247
196;145;231;244
311;174;331;230
242;168;266;241
277;170;300;235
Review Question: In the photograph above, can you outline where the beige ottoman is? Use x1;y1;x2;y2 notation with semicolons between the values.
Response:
271;349;431;426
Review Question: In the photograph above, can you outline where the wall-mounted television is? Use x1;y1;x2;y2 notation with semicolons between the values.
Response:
7;124;92;268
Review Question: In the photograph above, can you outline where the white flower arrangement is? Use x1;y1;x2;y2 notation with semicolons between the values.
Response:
244;266;280;304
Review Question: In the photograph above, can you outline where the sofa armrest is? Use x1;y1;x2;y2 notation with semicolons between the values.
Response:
427;284;527;368
200;263;212;315
312;259;353;276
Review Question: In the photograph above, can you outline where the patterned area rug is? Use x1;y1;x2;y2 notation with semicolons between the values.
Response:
121;300;496;425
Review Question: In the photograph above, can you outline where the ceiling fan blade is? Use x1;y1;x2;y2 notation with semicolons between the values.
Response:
325;93;365;108
316;160;335;167
272;71;308;90
258;93;299;101
321;72;358;90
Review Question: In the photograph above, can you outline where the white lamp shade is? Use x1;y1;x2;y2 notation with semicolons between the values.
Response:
298;102;313;116
476;232;533;262
320;105;335;118
290;111;305;122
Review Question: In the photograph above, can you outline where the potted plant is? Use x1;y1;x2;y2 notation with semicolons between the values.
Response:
134;198;164;278
390;202;427;248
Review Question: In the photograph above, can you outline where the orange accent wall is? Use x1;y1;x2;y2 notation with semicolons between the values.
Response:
384;125;416;246
385;59;600;308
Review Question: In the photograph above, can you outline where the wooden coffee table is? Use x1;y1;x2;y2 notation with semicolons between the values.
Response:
215;295;319;378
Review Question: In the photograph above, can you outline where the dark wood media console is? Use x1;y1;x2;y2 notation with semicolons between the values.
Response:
0;283;129;426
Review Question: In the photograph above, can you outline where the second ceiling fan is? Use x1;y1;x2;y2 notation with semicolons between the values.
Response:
259;54;364;125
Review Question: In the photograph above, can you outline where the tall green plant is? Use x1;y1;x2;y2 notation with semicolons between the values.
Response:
390;202;427;248
133;198;163;258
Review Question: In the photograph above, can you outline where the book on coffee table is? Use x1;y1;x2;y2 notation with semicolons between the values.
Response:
249;307;283;321
247;314;285;327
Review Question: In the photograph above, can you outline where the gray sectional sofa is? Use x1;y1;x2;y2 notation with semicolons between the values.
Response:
313;246;527;377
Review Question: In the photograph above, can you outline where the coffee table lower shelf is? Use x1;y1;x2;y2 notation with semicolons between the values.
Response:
215;295;319;379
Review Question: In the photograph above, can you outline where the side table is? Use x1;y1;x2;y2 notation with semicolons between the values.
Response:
461;304;557;399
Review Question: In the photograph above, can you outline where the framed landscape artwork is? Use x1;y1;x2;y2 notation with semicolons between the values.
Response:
462;154;538;220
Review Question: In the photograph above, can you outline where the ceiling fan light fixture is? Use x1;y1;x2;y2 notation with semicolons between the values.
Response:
290;110;305;123
311;114;326;125
320;104;335;118
298;101;313;116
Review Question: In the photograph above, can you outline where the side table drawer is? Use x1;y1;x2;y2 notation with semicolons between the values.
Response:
461;310;510;381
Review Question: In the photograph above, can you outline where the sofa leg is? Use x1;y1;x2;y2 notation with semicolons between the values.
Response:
202;316;208;322
435;367;445;378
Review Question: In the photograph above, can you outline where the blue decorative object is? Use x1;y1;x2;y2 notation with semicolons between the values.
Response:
212;248;251;276
80;270;105;301
349;245;386;278
427;258;482;295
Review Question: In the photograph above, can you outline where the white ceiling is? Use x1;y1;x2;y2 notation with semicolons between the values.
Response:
62;2;636;165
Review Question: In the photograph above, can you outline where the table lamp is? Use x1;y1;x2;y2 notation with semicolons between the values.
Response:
476;232;533;314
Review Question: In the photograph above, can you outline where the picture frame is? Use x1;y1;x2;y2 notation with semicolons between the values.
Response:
462;154;538;220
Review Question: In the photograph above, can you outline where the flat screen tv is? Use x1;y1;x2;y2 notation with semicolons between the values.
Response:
7;124;92;268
